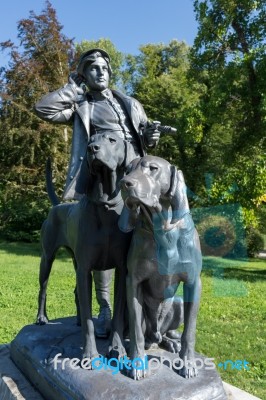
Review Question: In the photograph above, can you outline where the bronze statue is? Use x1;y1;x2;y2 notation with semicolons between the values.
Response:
35;48;160;201
37;131;137;362
35;48;202;377
10;47;227;400
35;49;161;356
120;155;202;379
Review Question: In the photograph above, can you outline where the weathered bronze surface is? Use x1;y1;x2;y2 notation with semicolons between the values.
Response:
9;48;227;400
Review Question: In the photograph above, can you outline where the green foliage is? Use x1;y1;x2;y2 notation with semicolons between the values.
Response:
194;209;264;258
258;205;266;235
196;214;237;256
0;1;74;241
192;204;248;259
190;0;266;227
245;227;264;257
206;152;266;210
0;183;50;242
123;40;207;192
191;0;266;150
0;1;265;245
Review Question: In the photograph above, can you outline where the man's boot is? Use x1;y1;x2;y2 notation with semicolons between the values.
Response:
93;269;113;338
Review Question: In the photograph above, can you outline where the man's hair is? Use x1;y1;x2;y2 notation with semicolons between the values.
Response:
77;48;112;78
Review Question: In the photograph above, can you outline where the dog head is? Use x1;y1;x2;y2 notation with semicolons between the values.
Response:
87;132;137;173
84;132;138;204
120;155;190;230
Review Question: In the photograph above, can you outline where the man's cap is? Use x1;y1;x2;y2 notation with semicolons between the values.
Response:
77;48;112;77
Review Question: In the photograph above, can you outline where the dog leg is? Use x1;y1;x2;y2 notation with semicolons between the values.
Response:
73;286;81;326
127;276;147;380
143;300;163;348
178;278;202;378
94;270;112;338
77;265;99;368
36;254;54;325
71;256;81;326
109;267;127;359
159;296;183;353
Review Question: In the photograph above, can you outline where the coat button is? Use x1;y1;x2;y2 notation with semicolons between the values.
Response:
80;156;84;161
70;176;74;180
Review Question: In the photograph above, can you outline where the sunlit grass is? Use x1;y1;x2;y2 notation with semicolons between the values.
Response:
0;241;265;398
196;256;265;398
0;241;101;342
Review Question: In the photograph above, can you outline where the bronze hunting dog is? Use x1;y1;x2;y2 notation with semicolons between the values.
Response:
36;132;137;364
120;155;202;379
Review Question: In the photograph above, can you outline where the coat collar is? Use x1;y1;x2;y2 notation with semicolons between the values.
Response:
75;89;134;139
111;89;133;116
87;88;113;100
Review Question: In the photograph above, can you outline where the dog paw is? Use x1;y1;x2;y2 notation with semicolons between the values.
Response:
127;355;149;380
144;340;159;350
147;331;162;345
178;363;198;379
177;350;199;378
36;315;49;325
165;330;182;340
160;335;181;353
108;345;127;360
80;354;101;370
128;367;148;380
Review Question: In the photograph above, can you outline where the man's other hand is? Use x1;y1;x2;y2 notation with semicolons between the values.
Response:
143;121;161;147
69;72;86;94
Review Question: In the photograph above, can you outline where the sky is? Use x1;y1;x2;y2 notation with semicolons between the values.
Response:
0;0;198;66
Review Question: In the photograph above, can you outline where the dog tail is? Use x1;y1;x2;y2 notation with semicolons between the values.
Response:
46;158;60;206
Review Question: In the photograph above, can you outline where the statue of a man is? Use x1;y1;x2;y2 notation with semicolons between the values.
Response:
35;48;160;336
35;48;160;199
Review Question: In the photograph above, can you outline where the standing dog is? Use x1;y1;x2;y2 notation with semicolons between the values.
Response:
120;156;202;379
36;132;137;364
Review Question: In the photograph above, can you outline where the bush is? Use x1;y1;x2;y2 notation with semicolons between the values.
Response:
0;185;50;242
196;214;237;257
245;228;264;257
193;204;247;258
257;205;266;234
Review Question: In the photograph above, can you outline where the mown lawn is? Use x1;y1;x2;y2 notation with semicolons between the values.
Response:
0;241;265;399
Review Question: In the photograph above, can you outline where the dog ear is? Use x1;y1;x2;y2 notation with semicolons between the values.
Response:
75;158;95;198
168;166;190;221
124;141;138;168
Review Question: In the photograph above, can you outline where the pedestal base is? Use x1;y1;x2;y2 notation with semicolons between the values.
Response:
10;317;227;400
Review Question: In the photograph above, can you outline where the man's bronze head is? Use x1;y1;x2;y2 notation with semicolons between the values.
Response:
77;48;112;78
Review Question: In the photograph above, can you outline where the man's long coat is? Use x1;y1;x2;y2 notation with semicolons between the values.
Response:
35;83;148;199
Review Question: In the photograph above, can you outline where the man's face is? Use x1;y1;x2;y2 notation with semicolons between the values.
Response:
84;57;110;91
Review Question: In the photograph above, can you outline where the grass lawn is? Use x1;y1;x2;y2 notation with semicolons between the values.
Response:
0;241;265;399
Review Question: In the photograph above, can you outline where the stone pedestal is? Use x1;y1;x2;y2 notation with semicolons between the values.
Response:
10;317;227;400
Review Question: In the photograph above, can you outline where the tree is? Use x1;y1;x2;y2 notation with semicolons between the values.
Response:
0;1;74;241
190;0;266;225
192;0;265;150
124;40;207;195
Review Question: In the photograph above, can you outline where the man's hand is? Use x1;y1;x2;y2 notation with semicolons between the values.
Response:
143;121;161;148
69;72;86;94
